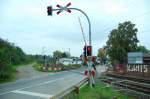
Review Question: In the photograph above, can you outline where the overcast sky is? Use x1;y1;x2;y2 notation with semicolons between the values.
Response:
0;0;150;56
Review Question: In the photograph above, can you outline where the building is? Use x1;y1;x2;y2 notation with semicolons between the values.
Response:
128;52;143;64
128;52;150;64
143;53;150;64
59;58;81;65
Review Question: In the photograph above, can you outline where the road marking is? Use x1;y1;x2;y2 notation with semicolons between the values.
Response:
0;74;78;96
12;90;53;98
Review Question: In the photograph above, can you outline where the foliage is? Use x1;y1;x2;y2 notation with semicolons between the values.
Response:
63;64;82;70
53;50;70;58
0;48;14;80
64;83;134;99
0;37;34;80
97;47;107;64
78;84;124;99
106;21;139;64
136;45;150;53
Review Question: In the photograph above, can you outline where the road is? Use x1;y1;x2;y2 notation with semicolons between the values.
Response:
0;65;106;99
15;64;49;81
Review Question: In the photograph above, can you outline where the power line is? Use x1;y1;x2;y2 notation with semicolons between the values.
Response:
130;11;150;20
99;10;150;34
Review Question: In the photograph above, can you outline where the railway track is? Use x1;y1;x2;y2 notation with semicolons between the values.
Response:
101;78;150;95
106;73;150;84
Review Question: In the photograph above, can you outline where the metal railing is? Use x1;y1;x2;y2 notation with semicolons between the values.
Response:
51;77;88;99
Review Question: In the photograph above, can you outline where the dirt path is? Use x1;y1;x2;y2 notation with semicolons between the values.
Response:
16;64;48;81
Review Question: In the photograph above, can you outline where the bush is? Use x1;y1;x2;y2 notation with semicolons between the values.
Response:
0;64;13;80
0;48;14;80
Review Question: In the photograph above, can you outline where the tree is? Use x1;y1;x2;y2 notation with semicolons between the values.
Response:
0;37;28;80
0;48;13;79
53;50;71;58
53;50;62;58
97;48;105;64
106;21;139;64
63;52;71;58
136;45;149;53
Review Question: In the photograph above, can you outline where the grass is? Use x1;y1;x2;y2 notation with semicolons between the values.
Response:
63;64;82;70
78;83;135;99
63;82;135;99
32;63;42;71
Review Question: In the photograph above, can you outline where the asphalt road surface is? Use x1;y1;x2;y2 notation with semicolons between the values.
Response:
0;65;106;99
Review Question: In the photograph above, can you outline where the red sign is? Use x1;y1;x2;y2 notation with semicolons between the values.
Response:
56;2;71;15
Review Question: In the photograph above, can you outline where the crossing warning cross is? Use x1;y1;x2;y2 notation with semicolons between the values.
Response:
56;2;71;15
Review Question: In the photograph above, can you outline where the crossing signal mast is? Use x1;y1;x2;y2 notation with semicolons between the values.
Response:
47;2;95;87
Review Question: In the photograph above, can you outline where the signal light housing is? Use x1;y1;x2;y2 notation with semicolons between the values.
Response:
87;46;92;56
47;6;52;16
83;46;87;57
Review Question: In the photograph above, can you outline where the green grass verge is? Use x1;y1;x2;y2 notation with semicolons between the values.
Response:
63;82;135;99
63;64;82;70
78;83;135;99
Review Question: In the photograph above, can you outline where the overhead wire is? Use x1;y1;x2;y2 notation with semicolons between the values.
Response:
97;0;150;34
99;10;150;34
97;0;137;29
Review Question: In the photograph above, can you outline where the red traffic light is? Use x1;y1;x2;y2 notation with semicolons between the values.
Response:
87;46;92;56
47;6;52;16
87;47;91;51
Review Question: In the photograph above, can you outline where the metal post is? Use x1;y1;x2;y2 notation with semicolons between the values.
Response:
42;47;47;68
69;8;91;47
69;8;93;87
125;80;128;99
52;7;93;87
53;8;91;47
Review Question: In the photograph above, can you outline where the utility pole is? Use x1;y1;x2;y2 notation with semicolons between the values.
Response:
42;47;47;68
69;48;70;58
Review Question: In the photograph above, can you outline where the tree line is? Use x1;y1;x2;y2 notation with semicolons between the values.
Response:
0;38;35;80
